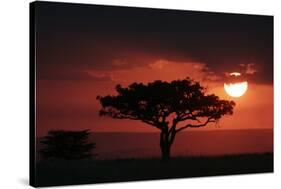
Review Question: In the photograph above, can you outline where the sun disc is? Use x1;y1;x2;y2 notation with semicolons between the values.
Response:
224;81;248;97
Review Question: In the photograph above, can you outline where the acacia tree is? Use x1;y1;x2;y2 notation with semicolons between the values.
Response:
39;130;96;160
97;78;235;160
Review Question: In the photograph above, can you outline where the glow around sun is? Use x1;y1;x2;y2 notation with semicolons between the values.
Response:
224;72;248;98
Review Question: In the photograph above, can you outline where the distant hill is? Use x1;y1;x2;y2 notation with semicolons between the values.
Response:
90;129;273;159
37;129;273;159
37;129;273;160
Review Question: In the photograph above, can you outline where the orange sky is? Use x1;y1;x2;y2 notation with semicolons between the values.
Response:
35;4;273;136
36;59;273;136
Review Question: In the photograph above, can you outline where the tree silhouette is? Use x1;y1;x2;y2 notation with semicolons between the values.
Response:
97;78;235;160
39;130;96;160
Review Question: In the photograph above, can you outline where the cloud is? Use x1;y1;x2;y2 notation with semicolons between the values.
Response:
38;67;112;81
148;60;169;70
239;63;258;75
36;5;273;84
86;59;221;86
112;58;129;67
222;63;260;84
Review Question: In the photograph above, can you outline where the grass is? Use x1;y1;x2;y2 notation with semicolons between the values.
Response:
34;153;273;187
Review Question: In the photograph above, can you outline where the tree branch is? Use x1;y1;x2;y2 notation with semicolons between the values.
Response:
178;112;201;123
112;114;163;129
175;117;215;133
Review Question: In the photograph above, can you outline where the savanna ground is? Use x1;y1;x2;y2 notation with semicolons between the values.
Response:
35;153;273;187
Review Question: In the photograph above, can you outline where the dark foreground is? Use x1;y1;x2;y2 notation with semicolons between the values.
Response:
34;153;273;187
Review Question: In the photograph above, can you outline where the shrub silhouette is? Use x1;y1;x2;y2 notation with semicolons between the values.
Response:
97;78;235;160
39;130;96;160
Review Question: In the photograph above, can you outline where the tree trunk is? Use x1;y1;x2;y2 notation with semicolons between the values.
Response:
160;143;171;160
160;128;176;160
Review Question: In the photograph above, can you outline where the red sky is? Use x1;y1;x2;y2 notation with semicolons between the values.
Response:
35;3;273;137
36;59;273;136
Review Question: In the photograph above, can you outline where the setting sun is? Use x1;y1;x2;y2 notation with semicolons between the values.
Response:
224;81;248;97
224;72;248;97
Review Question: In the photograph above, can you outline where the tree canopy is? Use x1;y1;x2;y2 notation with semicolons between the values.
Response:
39;130;96;160
97;78;235;159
